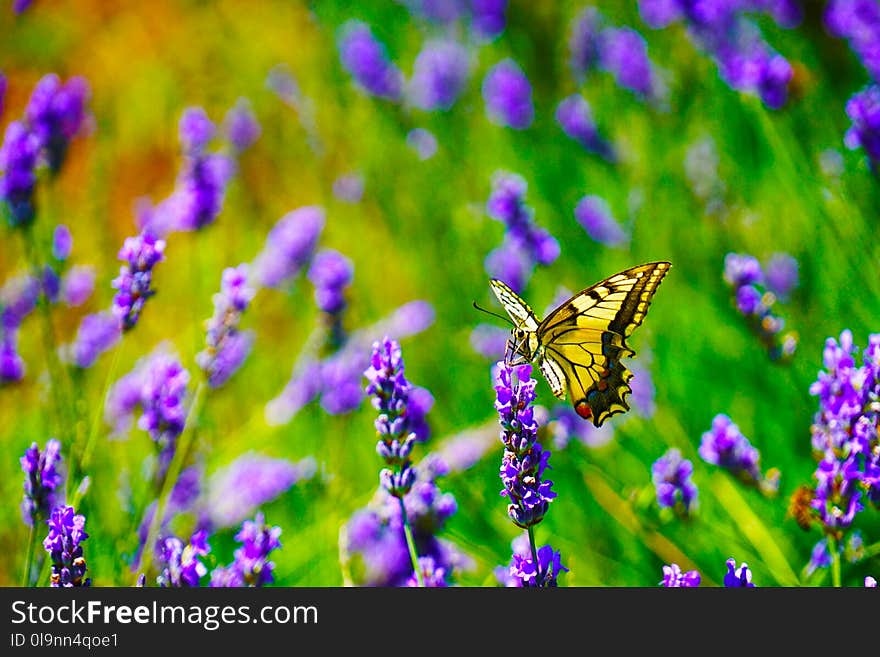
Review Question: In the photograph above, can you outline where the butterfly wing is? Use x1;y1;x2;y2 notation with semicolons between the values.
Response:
538;261;670;427
489;278;539;331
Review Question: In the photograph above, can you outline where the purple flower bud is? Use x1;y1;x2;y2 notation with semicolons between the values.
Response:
52;224;72;260
332;173;365;203
568;7;603;79
44;505;90;587
723;558;755;587
408;40;470;111
338;20;404;101
406;128;438;160
555;94;615;160
21;438;64;526
764;253;798;300
699;414;763;483
844;85;880;166
471;0;507;40
252;206;324;288
179;107;215;154
574;195;628;247
111;231;166;331
60;312;121;369
25;74;90;173
652;448;698;513
0;120;40;227
157;530;210;587
509;544;568;587
223;97;261;153
308;249;354;316
210;513;281;587
482;59;534;130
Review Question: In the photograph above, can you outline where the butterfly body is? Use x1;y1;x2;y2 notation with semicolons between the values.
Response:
490;261;670;427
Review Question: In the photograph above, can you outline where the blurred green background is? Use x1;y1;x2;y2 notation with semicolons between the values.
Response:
1;0;879;587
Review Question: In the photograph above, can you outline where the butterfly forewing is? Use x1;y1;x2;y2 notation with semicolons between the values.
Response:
536;261;670;427
489;279;540;331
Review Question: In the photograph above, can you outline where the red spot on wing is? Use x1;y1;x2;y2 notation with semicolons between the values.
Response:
575;400;592;419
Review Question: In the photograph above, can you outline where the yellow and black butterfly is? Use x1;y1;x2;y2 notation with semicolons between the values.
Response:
489;261;670;427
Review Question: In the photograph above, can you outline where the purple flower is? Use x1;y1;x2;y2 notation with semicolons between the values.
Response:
574;195;628;247
724;253;764;286
205;454;316;530
397;0;466;24
308;249;353;316
111;231;166;331
332;173;364;203
139;353;190;475
844;85;880;166
825;0;880;79
494;362;557;528
652;448;698;514
470;0;507;40
156;530;210;587
555;95;615;160
196;264;255;388
470;323;509;360
25;73;90;173
0;333;24;383
338;20;404;101
482;59;534;130
406;128;438;160
52;224;72;261
252;206;324;289
179;107;215;154
173;151;233;231
21;438;64;526
408;40;470;111
0;120;40;227
867;576;878;587
764;253;798;301
509;544;568;587
568;7;603;79
660;563;701;587
723;558;755;587
365;337;422;497
223;97;261;153
44;506;90;587
211;513;281;587
60;265;95;307
1;272;39;328
806;539;832;576
60;311;120;369
598;27;659;99
407;556;448;587
699;414;763;484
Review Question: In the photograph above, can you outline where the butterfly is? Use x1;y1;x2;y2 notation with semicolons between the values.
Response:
489;261;670;427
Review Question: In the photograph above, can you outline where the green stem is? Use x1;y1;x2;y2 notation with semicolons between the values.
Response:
828;535;842;588
527;525;543;586
70;341;124;507
21;524;38;587
861;540;880;560
398;496;424;587
138;381;206;580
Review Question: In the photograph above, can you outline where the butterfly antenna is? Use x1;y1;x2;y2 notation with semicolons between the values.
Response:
472;300;514;326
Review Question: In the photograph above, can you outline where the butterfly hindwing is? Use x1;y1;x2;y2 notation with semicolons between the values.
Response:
536;261;670;427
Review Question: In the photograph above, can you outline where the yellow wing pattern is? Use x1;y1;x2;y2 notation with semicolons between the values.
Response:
538;261;670;427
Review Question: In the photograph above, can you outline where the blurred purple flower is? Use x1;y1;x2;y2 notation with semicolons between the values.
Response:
555;94;615;160
825;0;880;79
409;40;470;111
0;332;25;383
44;505;90;587
470;323;509;360
174;152;233;231
723;253;763;286
223;97;261;153
598;27;660;99
652;448;698;514
252;206;324;289
844;85;880;166
482;59;534;130
470;0;507;40
867;576;878;587
806;538;831;576
568;6;603;79
308;249;353;316
699;414;764;485
407;556;448;587
397;0;466;24
764;253;798;300
406;128;438;160
111;231;166;331
0;120;40;227
332;173;364;203
25;73;90;173
60;265;95;307
179;107;215;154
206;453;316;530
60;312;121;369
484;242;533;294
52;224;72;261
196;264;255;388
21;438;64;526
660;563;701;587
338;20;404;101
574;195;628;247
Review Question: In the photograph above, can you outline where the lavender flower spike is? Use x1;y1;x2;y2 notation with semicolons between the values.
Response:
0;120;40;227
196;264;255;388
210;513;281;587
844;85;880;168
61;312;121;369
252;206;324;289
25;73;90;174
21;438;64;526
699;414;763;485
555;94;615;161
364;337;419;497
43;505;90;587
111;231;166;331
223;97;261;154
494;361;557;528
408;40;470;112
